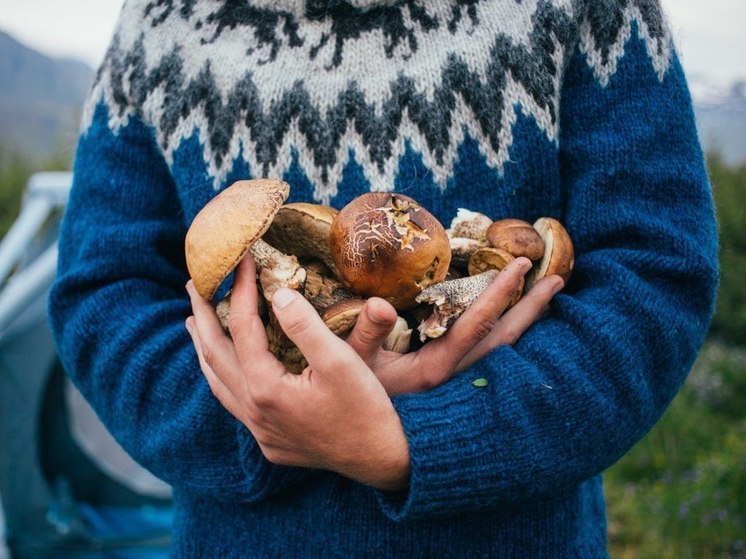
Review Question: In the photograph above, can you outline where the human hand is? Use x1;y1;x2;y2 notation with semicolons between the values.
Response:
345;258;564;395
185;255;410;491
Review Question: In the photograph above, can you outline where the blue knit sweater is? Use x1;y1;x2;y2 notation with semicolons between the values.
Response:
49;0;718;556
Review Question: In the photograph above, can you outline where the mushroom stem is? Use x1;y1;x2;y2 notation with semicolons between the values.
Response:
251;238;352;309
415;270;499;341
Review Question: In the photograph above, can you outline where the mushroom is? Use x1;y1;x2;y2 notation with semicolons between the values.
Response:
447;208;493;241
330;192;452;310
468;247;523;307
185;179;351;308
262;202;338;271
525;217;575;290
321;298;368;337
486;218;545;261
446;209;492;270
415;270;499;341
382;316;413;353
449;236;488;270
270;298;412;374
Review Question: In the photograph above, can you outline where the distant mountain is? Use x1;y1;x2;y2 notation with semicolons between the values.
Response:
690;76;746;167
0;30;93;161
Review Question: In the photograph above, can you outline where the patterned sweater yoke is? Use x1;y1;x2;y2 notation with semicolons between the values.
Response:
49;1;719;557
88;0;671;200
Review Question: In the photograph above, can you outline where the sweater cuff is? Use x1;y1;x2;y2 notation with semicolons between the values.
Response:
236;424;315;502
374;372;504;522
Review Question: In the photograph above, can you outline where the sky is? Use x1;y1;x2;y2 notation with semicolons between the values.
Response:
0;0;744;85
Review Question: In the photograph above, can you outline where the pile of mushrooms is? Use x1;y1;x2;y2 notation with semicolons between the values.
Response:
185;179;574;372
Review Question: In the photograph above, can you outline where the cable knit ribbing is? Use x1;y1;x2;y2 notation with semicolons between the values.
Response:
49;1;717;556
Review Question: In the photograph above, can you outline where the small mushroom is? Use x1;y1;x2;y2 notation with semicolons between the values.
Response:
467;247;514;276
321;298;411;353
525;217;574;290
382;316;413;353
449;236;488;270
330;192;452;310
486;218;545;261
415;270;499;341
185;179;351;308
262;202;339;271
321;298;367;337
447;208;493;241
468;247;523;307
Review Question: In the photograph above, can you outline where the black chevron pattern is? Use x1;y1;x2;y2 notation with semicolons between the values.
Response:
94;0;669;188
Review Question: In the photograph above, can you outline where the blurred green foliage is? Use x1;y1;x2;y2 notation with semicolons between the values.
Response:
708;154;746;346
606;342;746;558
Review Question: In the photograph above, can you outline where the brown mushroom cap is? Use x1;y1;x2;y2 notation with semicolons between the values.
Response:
185;178;290;300
320;298;367;336
263;203;339;270
330;192;452;310
525;217;575;290
486;218;545;261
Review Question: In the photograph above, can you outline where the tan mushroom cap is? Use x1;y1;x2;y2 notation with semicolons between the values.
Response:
468;247;523;307
185;178;290;301
486;218;545;261
525;217;575;290
262;202;338;269
467;247;515;276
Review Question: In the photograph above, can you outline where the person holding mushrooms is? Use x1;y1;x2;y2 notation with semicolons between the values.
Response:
49;1;718;557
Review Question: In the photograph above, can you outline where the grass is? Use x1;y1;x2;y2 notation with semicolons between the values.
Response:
605;341;746;559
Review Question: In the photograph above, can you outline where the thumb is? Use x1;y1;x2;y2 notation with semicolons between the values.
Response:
271;288;350;367
345;298;398;364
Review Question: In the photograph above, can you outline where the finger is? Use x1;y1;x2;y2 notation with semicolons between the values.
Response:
226;255;278;373
271;288;354;370
185;316;246;421
187;279;248;391
423;257;532;373
456;274;564;371
345;297;398;364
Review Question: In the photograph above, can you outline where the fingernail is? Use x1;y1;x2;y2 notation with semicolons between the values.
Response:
550;277;565;295
185;317;193;334
186;280;195;297
516;258;532;274
367;298;392;324
272;287;297;309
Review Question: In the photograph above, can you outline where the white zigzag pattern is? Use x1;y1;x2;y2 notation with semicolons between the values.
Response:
81;1;670;199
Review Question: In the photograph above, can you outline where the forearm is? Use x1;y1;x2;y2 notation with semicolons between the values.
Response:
49;106;314;501
373;12;718;521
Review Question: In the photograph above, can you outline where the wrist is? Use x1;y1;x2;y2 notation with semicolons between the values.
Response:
340;407;411;491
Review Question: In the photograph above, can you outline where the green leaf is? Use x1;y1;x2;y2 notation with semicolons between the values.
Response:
472;378;489;388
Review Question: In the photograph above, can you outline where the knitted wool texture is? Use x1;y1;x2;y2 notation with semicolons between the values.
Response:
49;0;719;557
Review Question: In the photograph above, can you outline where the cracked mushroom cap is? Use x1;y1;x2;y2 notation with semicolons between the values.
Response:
263;202;339;270
185;178;290;300
330;192;452;310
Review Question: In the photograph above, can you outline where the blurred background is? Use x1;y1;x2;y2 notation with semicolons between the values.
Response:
0;1;744;558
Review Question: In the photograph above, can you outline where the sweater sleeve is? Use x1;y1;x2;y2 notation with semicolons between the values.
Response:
48;102;313;502
374;14;719;521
